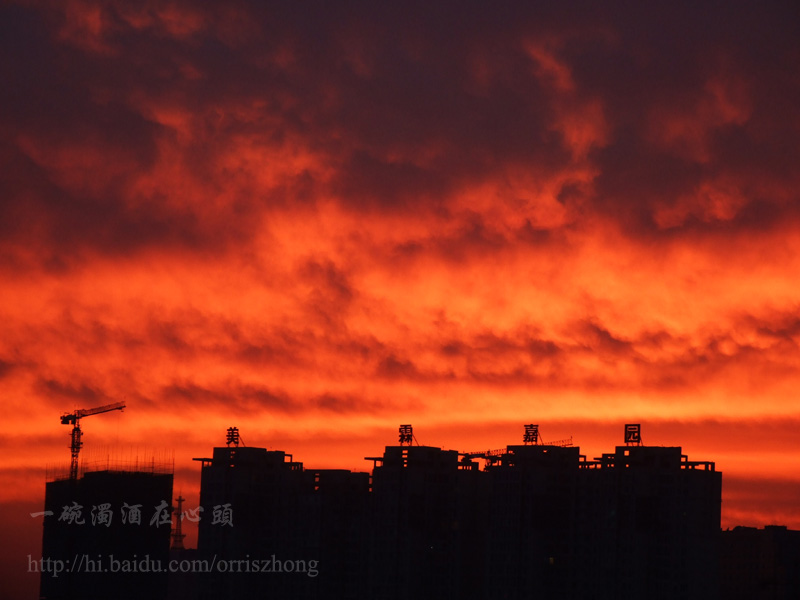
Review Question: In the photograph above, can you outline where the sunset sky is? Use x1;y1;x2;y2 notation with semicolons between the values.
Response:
2;1;800;595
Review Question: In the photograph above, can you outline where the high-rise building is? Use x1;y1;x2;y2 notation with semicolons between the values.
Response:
484;444;582;599
189;424;722;600
367;444;486;600
578;444;722;600
364;425;722;600
39;468;173;600
193;442;369;599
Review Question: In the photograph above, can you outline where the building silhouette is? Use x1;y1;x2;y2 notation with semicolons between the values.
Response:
721;525;800;600
39;466;173;600
366;444;487;599
189;423;722;600
40;424;724;599
578;444;721;600
192;435;369;599
484;444;582;599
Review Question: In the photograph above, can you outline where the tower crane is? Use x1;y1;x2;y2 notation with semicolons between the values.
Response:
60;401;126;480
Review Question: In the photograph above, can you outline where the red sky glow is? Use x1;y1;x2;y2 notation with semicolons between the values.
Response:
2;2;800;597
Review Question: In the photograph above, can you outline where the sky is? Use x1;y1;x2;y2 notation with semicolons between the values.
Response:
2;1;800;596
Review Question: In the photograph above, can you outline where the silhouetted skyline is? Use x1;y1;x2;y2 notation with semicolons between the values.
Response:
30;423;800;599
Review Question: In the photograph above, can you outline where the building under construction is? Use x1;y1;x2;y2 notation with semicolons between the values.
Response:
40;401;174;600
192;423;722;600
39;462;174;600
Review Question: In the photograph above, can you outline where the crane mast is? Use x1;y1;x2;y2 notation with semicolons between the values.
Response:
60;401;125;480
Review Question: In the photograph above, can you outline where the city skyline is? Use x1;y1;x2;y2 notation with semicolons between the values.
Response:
38;423;725;599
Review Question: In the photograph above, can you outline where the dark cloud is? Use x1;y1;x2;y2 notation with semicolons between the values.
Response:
574;321;634;355
583;4;800;236
159;380;392;416
37;377;109;405
0;358;14;379
753;315;800;343
527;339;561;358
161;380;293;412
436;330;565;386
2;0;798;267
376;355;422;380
417;314;800;392
301;258;354;304
313;393;387;414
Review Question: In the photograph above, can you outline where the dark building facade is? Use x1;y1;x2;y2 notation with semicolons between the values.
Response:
579;445;722;600
39;469;173;600
367;445;487;600
721;525;800;600
189;425;722;600
484;444;583;599
193;444;369;599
